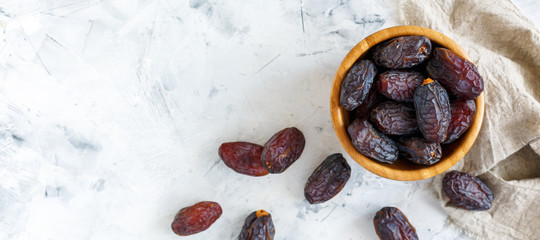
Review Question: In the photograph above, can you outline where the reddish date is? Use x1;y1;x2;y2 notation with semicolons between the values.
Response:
377;71;424;102
427;48;484;100
372;35;432;69
261;127;305;173
219;142;269;176
444;100;476;144
340;60;377;111
239;210;275;240
413;79;451;143
397;137;442;165
348;119;398;164
171;201;222;236
304;153;351;204
442;171;494;210
373;207;418;240
370;101;418;136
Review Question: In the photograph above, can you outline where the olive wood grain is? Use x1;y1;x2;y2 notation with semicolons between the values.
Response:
330;25;485;181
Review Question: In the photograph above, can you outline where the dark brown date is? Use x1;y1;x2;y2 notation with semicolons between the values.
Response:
339;60;377;111
372;35;432;69
443;100;476;144
370;101;418;136
171;201;222;236
397;137;442;165
377;71;424;102
427;48;484;100
348;119;398;164
373;207;418;240
442;171;494;210
239;210;275;240
261;127;305;173
413;79;451;143
355;86;381;119
219;142;268;176
304;153;351;204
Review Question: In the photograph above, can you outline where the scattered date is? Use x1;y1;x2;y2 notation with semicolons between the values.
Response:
372;35;432;69
373;207;418;240
413;79;451;143
377;71;424;102
348;119;399;164
171;201;222;236
397;137;442;165
442;171;494;210
370;101;418;136
239;210;275;240
340;60;377;111
304;153;351;204
219;142;269;176
427;48;484;100
261;127;305;173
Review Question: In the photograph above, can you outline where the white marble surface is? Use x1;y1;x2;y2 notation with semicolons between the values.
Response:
0;0;538;239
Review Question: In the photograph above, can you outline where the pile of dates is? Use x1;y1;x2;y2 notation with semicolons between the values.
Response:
168;35;494;240
341;35;483;166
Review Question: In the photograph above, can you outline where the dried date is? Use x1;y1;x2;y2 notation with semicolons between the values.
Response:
373;207;418;240
348;119;398;164
442;171;493;210
377;71;424;102
339;60;377;111
372;35;432;69
370;101;418;136
355;86;381;119
171;201;222;236
239;210;275;240
427;48;484;100
304;153;351;204
443;100;476;144
397;137;442;165
413;78;451;143
261;127;305;173
219;142;268;176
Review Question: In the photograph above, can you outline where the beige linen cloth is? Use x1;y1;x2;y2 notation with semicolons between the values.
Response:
400;0;540;239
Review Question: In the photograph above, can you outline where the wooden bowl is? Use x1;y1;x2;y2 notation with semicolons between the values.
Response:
330;26;485;181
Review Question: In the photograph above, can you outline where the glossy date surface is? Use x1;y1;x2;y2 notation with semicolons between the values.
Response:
304;153;351;204
372;35;432;69
427;48;484;100
355;86;381;119
442;171;494;210
373;207;418;240
219;142;268;176
340;60;377;111
443;100;476;144
377;70;424;102
239;210;275;240
370;101;418;136
397;137;442;165
413;79;451;143
347;119;398;164
171;201;222;236
261;127;305;173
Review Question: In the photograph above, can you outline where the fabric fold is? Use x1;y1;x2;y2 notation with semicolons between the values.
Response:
400;0;540;239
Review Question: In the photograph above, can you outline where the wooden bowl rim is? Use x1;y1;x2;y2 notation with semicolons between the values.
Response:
330;25;485;181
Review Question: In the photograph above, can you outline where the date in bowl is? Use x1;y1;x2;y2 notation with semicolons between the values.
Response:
329;26;485;181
